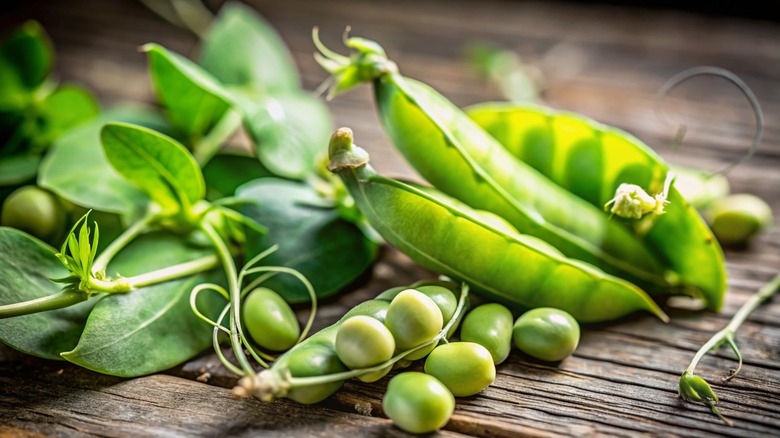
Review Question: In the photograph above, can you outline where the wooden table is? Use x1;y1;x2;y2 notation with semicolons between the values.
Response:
1;0;779;436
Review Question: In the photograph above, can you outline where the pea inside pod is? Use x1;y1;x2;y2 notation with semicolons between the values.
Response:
335;315;395;382
327;127;668;323
460;303;514;365
385;289;443;360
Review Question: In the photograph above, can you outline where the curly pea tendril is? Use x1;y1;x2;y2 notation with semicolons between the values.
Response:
606;66;763;222
189;243;318;376
233;282;470;401
679;272;780;425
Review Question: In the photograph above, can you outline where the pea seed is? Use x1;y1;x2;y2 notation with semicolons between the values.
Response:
461;303;513;364
285;345;348;404
382;372;454;434
243;287;300;352
335;315;395;383
385;289;443;360
706;193;773;246
513;307;580;362
424;342;495;396
1;186;66;243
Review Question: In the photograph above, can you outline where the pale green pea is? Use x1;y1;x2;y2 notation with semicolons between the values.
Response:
385;289;443;360
706;193;773;246
243;287;300;352
513;307;580;362
424;342;495;397
1;186;66;243
460;303;513;364
335;315;395;383
382;372;454;434
285;345;348;404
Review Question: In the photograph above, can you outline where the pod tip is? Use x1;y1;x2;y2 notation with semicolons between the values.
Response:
327;127;369;172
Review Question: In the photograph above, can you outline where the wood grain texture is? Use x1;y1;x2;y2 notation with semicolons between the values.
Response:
1;0;779;436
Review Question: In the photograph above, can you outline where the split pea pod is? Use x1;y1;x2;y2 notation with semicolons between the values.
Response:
314;34;674;299
237;279;465;404
327;127;668;323
466;103;726;310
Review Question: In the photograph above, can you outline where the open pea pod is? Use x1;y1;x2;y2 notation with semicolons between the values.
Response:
327;128;667;323
466;103;726;311
315;36;676;301
315;35;725;310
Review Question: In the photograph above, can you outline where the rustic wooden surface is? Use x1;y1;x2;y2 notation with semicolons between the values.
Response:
1;0;779;436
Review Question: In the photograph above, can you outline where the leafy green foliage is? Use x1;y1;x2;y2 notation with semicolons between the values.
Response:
38;106;165;218
0;21;52;110
238;178;377;303
0;21;98;200
0;228;96;360
238;92;332;180
200;2;299;94
100;122;205;215
202;152;271;201
144;43;233;147
52;213;99;292
61;232;224;377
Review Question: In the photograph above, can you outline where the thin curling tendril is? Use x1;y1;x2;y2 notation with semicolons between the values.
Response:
655;66;764;176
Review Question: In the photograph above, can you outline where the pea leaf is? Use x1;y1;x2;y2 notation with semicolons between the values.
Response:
31;84;99;148
38;106;164;217
0;227;97;360
200;2;299;94
238;178;377;303
100;122;205;215
0;154;39;185
238;92;332;180
61;232;225;377
0;21;53;111
143;43;232;147
202;152;271;201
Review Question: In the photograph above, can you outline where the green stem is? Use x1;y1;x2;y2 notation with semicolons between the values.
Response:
686;272;780;373
200;220;254;375
91;213;156;276
192;109;243;166
0;290;87;318
0;254;220;318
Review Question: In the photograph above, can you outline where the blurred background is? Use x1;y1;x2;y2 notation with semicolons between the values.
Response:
1;0;778;183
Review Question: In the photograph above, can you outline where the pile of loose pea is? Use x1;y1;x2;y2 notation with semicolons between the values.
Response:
244;282;580;434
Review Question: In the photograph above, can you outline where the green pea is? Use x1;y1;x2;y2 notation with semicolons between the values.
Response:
285;345;348;404
513;308;580;362
335;315;395;383
1;186;65;243
424;342;495;397
385;289;443;360
382;372;454;434
460;303;513;365
706;194;773;246
243;287;300;352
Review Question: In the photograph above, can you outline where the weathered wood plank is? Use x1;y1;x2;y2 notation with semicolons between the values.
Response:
1;0;779;436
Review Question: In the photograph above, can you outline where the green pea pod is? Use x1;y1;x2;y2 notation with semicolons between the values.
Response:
466;103;726;310
328;128;667;323
243;279;465;404
315;35;678;302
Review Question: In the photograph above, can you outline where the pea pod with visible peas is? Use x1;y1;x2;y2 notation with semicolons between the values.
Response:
313;32;724;307
466;103;726;310
234;280;469;403
326;127;667;323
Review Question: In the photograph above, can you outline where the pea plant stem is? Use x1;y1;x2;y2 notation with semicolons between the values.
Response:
192;109;243;166
0;290;87;318
91;213;156;276
0;254;220;318
200;220;255;375
686;272;780;374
